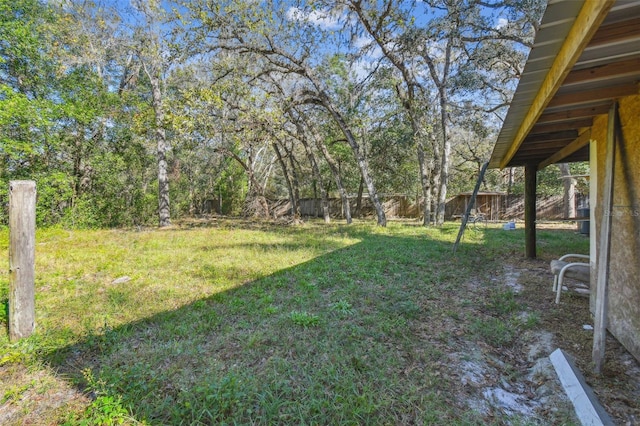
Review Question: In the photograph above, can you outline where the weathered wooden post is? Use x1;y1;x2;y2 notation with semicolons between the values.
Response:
9;180;36;341
593;103;617;374
524;163;537;259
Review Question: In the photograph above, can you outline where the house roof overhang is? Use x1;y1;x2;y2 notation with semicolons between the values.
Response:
489;0;640;170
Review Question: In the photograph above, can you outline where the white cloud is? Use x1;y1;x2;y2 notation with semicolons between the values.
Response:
353;35;372;49
350;58;375;80
496;18;509;29
286;6;342;30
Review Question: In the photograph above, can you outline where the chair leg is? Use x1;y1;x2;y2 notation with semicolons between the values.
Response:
556;270;567;304
552;275;558;292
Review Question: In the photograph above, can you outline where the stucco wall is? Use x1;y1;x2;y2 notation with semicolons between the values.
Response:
592;94;640;362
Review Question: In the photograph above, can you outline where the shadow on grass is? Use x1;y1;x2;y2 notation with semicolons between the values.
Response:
37;223;587;424
38;228;491;424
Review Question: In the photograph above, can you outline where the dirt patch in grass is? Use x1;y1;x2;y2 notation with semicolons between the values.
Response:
414;262;576;423
434;255;640;425
510;256;640;425
0;363;89;425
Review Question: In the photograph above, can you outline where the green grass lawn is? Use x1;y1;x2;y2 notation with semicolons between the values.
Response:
0;219;588;425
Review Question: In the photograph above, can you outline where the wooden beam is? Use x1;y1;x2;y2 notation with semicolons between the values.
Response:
530;118;593;134
453;162;489;254
592;103;617;374
523;130;579;144
519;138;579;149
509;156;589;168
588;16;640;47
499;0;615;169
563;57;640;86
511;147;591;164
561;149;590;163
546;83;639;109
518;145;579;156
537;104;612;124
550;349;614;425
524;163;537;259
538;130;592;170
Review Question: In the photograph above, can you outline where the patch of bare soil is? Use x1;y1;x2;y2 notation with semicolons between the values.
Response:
437;258;640;425
430;267;571;424
506;258;640;425
0;362;89;425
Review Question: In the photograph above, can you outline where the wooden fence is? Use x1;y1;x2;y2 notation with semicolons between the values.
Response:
270;193;588;221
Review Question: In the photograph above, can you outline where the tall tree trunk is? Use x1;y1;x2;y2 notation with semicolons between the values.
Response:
284;144;301;219
424;33;453;226
148;70;171;227
507;167;514;195
216;147;268;218
434;72;450;225
417;141;431;226
72;137;84;201
430;132;441;225
316;93;386;226
436;131;451;225
187;167;196;216
350;3;423;227
312;130;352;224
356;177;364;218
557;163;576;219
408;113;434;226
297;126;330;223
272;141;297;218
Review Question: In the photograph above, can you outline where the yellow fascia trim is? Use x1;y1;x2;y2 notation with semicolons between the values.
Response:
499;0;615;169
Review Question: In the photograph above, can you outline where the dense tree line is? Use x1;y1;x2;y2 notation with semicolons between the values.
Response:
1;0;553;228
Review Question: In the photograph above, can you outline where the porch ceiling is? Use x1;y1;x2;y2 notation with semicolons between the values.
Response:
489;0;640;170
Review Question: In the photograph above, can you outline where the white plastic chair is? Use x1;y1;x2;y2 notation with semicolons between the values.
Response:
550;254;590;304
